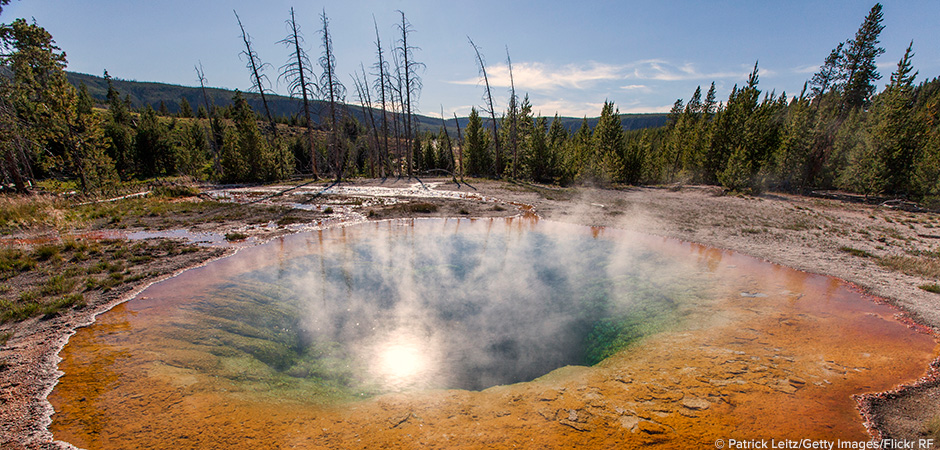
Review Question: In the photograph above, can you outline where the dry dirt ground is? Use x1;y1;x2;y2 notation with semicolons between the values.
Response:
1;177;939;448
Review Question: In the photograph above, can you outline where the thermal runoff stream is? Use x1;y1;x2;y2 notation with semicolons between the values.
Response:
49;218;938;449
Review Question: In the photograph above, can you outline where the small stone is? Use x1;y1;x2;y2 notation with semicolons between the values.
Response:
681;397;710;410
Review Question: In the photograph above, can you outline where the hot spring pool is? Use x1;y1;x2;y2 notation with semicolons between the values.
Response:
49;217;938;449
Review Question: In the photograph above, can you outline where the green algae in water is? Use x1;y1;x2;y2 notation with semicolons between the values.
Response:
132;220;713;397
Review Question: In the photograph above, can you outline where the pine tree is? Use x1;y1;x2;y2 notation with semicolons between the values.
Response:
841;3;885;112
0;18;115;191
135;106;174;177
774;85;816;192
464;107;491;177
526;116;555;183
178;97;193;118
177;121;208;178
590;101;625;183
868;41;919;194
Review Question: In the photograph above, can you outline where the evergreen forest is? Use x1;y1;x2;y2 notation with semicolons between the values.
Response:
1;4;938;207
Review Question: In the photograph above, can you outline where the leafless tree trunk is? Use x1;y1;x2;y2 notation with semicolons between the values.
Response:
372;17;391;178
352;64;381;178
453;111;463;180
0;97;30;193
391;49;405;178
318;9;346;181
234;10;278;139
396;11;424;178
506;46;518;179
195;63;222;178
468;37;501;178
440;105;456;179
278;7;318;177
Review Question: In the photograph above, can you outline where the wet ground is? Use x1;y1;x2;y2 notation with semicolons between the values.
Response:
47;218;938;449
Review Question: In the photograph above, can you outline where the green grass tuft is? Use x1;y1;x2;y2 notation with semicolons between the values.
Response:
41;294;85;319
41;275;78;296
839;246;874;258
225;232;249;242
927;415;940;441
919;284;940;294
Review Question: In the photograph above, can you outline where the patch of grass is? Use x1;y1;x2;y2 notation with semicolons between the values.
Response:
0;248;37;279
839;246;874;258
33;244;62;262
0;195;70;232
0;330;12;346
878;255;940;279
919;284;940;294
276;215;307;226
1;299;40;323
491;204;506;212
742;228;763;234
405;202;438;214
780;219;813;231
41;275;78;296
927;415;940;441
225;232;249;242
41;293;85;319
129;254;153;264
322;206;334;214
152;184;200;198
458;208;470;215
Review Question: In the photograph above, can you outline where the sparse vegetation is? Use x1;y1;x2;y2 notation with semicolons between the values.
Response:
878;255;940;279
225;232;249;241
0;331;12;346
918;284;940;294
927;415;940;441
839;246;874;258
404;202;437;214
0;235;212;323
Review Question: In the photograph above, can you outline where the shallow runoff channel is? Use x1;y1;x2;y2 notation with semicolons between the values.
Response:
49;217;938;449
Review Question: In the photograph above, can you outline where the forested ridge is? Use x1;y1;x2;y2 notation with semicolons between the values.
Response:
1;4;938;207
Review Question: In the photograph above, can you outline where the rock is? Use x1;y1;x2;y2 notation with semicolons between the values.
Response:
681;397;710;410
620;415;640;431
559;419;591;431
388;412;411;428
637;420;670;435
788;377;806;387
538;390;558;401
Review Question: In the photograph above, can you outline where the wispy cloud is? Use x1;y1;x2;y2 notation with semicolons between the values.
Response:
629;59;749;81
451;59;756;94
450;61;625;91
793;64;820;74
530;99;608;117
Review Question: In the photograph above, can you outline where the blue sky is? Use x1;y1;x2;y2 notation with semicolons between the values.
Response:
4;1;940;118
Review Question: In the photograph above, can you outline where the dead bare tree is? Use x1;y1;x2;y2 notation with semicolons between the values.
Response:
468;36;501;178
395;10;424;178
278;7;318;177
0;96;32;193
453;111;464;180
352;64;381;178
234;10;278;139
195;62;222;177
439;105;456;176
318;8;346;181
371;16;391;177
390;48;405;178
506;46;519;179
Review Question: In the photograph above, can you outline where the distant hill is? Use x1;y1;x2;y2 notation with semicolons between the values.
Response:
66;71;667;135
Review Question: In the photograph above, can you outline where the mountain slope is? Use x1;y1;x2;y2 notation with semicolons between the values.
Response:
66;71;667;134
